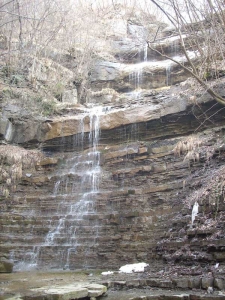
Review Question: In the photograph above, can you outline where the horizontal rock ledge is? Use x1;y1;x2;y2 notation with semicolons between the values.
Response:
23;283;107;300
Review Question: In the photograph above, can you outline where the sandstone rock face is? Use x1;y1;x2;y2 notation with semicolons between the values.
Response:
1;11;225;281
1;99;225;272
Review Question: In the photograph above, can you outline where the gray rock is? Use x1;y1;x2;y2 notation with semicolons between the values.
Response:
0;116;10;137
214;278;225;290
126;279;140;287
0;34;7;49
62;89;78;104
173;278;189;289
26;283;107;300
91;61;122;82
201;277;214;289
159;280;173;288
188;277;202;289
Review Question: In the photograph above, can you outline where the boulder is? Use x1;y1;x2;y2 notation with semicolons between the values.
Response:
188;277;202;289
173;278;189;289
36;157;59;167
201;277;214;289
25;283;107;300
86;283;107;297
214;278;225;290
0;259;13;273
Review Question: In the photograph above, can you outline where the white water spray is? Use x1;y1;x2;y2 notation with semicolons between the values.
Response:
15;106;103;270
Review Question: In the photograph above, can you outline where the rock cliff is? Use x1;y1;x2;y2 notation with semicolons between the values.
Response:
0;11;225;286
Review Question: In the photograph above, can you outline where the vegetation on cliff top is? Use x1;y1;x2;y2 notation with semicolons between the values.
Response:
0;0;225;113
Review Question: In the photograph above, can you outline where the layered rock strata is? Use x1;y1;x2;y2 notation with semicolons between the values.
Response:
1;14;225;280
1;97;225;273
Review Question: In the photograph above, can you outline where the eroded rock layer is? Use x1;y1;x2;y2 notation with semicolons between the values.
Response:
1;98;225;274
1;12;225;279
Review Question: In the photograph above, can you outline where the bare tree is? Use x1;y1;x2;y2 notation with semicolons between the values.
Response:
0;0;114;104
146;0;225;106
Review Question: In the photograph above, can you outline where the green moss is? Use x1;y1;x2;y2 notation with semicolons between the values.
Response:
41;100;56;116
128;189;135;195
52;82;65;102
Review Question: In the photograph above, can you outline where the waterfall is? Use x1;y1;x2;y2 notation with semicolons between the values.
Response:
128;42;148;99
14;107;102;271
166;64;172;86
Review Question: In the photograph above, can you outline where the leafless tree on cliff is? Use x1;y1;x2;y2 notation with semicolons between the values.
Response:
0;0;119;103
145;0;225;106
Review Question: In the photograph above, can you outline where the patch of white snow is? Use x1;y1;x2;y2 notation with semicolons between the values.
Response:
119;262;149;273
101;271;114;275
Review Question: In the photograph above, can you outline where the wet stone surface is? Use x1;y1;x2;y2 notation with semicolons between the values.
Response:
1;271;225;300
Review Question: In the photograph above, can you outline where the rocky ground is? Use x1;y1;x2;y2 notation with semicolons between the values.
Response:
1;269;225;300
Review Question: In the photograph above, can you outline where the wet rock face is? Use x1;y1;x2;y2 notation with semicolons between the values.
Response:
90;59;189;92
0;259;13;273
1;99;225;271
1;14;225;275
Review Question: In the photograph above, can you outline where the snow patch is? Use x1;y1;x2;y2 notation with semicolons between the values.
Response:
119;262;149;273
101;271;114;275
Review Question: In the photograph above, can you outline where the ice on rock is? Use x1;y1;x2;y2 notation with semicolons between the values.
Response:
191;202;199;225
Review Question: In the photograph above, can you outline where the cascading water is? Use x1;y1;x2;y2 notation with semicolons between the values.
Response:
166;64;172;86
128;42;148;99
14;106;102;270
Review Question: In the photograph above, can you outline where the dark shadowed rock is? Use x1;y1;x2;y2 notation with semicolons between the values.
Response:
0;259;13;273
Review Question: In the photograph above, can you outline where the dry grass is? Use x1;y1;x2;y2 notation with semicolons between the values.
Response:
187;165;225;208
173;136;202;161
0;145;43;197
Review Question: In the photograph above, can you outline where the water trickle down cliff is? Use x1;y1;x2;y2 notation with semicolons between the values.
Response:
11;107;103;270
1;21;225;275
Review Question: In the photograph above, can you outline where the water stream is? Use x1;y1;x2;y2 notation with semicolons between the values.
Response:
128;43;148;99
14;106;102;271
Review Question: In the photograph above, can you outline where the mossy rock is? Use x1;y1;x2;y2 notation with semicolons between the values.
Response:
0;259;13;273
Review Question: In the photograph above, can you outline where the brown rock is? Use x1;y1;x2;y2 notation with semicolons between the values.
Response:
36;158;58;166
188;277;201;289
138;147;148;154
0;259;13;273
201;277;214;289
173;278;189;289
126;279;140;287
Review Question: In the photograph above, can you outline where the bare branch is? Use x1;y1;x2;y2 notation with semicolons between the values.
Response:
147;42;225;106
0;0;15;10
0;10;43;20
